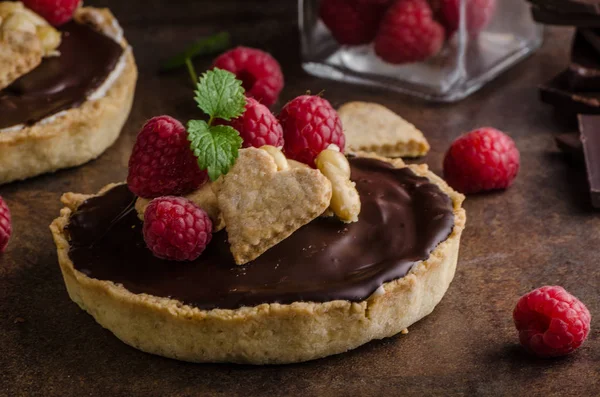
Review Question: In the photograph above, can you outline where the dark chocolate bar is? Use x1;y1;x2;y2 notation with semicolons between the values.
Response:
540;71;600;114
568;32;600;91
527;0;600;15
531;6;600;27
578;114;600;207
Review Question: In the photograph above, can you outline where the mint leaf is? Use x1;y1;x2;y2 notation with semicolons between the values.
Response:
187;120;243;181
194;68;246;121
160;32;231;72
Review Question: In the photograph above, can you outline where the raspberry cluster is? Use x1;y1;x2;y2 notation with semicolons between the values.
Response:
128;90;345;261
320;0;496;64
219;93;344;167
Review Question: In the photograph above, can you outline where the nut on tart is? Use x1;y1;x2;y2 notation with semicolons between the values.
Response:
0;5;137;185
50;153;466;365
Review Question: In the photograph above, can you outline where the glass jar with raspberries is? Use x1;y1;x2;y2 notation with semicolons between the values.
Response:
299;0;543;101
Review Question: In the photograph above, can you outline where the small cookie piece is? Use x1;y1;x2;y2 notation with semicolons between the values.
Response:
135;182;224;232
338;101;430;158
213;147;332;265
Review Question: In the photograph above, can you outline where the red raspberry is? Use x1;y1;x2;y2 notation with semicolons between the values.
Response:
437;0;496;37
128;116;208;199
319;0;387;45
22;0;80;26
0;197;11;253
356;0;392;4
221;97;284;149
279;95;345;167
143;196;212;261
212;47;284;107
443;127;520;194
513;286;591;358
374;0;445;64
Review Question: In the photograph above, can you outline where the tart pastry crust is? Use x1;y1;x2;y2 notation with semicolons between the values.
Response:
0;7;137;185
50;154;466;365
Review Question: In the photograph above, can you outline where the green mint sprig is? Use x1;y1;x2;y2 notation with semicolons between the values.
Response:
160;31;231;73
187;68;246;181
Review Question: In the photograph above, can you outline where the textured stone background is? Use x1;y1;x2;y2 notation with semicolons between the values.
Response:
0;1;598;395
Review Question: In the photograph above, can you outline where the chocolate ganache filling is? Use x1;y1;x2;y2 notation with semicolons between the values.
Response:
66;158;456;310
0;21;124;130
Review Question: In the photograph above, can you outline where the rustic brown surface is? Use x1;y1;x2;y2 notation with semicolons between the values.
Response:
1;1;598;396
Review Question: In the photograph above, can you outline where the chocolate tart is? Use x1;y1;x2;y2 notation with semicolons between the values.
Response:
0;7;137;185
50;154;466;364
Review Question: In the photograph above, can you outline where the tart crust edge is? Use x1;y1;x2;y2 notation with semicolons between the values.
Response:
50;154;466;365
0;7;138;185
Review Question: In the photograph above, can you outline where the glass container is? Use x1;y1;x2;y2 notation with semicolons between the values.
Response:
299;0;543;102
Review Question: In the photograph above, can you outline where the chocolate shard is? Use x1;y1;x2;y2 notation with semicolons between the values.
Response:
567;32;600;91
540;71;600;114
555;133;584;160
579;114;600;207
580;29;600;55
531;6;600;27
527;0;600;15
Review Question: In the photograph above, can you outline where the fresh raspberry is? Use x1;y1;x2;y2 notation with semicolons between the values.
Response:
513;286;591;358
212;47;284;107
374;0;445;64
443;127;520;194
221;97;284;148
0;197;11;253
437;0;496;37
128;116;208;199
279;95;345;167
356;0;392;4
319;0;387;45
143;196;213;261
22;0;81;26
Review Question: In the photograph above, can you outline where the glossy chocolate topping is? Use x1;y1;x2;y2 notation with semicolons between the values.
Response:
66;158;455;310
0;21;123;129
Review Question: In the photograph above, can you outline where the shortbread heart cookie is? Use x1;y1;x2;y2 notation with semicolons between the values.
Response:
213;147;332;265
339;101;430;158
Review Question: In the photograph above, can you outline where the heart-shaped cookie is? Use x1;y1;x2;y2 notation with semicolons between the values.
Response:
213;147;332;265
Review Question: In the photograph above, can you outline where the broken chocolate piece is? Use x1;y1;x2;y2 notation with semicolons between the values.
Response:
527;0;600;15
580;29;600;55
568;32;600;91
555;133;584;160
531;6;600;27
579;114;600;207
540;71;600;114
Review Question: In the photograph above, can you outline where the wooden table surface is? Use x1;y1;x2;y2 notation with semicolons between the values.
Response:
1;1;598;395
